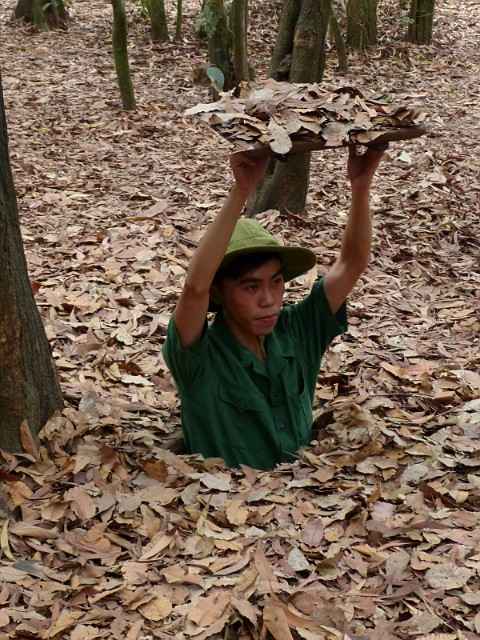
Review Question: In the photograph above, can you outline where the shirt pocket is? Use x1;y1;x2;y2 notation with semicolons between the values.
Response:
219;382;267;413
218;382;270;447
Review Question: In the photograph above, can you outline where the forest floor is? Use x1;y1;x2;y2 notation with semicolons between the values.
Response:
0;0;479;638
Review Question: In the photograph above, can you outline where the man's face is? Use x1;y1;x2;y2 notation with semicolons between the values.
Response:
215;257;285;340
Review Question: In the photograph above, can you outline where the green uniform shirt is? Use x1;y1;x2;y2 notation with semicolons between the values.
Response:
163;278;347;470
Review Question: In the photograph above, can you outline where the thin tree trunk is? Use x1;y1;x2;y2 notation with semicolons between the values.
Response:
111;0;136;110
230;0;250;84
203;0;232;91
147;0;169;42
346;0;377;49
330;4;348;72
407;0;435;44
290;0;331;81
0;72;63;453
175;0;182;39
247;0;331;216
269;0;302;79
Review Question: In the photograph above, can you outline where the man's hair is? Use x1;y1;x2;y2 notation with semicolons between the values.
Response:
213;251;282;284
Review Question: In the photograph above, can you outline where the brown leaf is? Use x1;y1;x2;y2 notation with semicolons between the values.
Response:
64;486;96;520
138;531;176;561
425;564;474;589
141;459;168;482
9;522;59;540
254;543;278;586
262;595;294;640
19;420;39;459
138;590;172;622
225;499;249;526
301;518;324;548
187;590;231;627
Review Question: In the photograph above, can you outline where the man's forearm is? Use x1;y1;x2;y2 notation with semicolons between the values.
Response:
183;183;250;295
339;189;372;272
340;145;384;271
181;153;269;296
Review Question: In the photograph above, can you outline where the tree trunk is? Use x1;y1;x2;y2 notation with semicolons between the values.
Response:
330;4;348;72
202;0;232;92
247;0;331;217
407;0;435;44
111;0;136;110
13;0;69;30
346;0;377;49
146;0;169;42
175;0;182;39
269;0;302;80
290;0;331;82
0;72;63;453
230;0;250;85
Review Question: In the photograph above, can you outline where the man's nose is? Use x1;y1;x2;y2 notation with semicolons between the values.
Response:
259;286;274;306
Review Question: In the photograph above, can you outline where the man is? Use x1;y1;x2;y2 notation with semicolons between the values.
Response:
163;146;385;470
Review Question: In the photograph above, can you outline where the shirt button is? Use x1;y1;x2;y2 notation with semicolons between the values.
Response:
279;423;286;431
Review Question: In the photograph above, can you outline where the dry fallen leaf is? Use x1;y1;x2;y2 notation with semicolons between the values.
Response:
263;595;294;640
187;590;231;627
425;564;474;590
138;590;173;622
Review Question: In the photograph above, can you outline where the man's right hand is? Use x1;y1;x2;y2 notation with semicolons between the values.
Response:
230;152;270;194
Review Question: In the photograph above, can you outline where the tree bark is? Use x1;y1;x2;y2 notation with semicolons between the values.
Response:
146;0;169;42
247;0;331;217
175;0;182;39
0;72;63;453
330;4;348;72
290;0;331;82
13;0;69;30
269;0;302;80
111;0;136;110
203;0;232;92
346;0;377;49
230;0;250;84
407;0;435;44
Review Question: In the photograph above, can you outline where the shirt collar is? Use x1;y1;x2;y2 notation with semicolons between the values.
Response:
210;311;295;367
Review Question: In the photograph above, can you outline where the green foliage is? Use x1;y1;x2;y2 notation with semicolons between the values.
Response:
129;0;149;21
195;5;219;39
41;0;63;12
195;1;231;39
399;11;413;27
205;65;225;91
397;0;410;22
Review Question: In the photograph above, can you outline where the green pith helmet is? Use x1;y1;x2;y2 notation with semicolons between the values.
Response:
216;217;317;283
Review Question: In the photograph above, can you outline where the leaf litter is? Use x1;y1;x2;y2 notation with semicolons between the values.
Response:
184;79;427;155
0;0;479;638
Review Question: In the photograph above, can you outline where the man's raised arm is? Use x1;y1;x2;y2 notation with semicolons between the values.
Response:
173;153;269;348
323;145;385;313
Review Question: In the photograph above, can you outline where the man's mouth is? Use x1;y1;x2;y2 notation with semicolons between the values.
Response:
256;314;278;325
